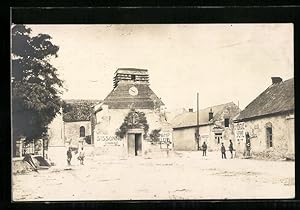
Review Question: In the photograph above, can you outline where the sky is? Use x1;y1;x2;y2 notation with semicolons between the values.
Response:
28;24;294;111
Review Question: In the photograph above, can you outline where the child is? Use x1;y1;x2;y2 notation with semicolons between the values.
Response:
67;147;72;166
78;147;85;165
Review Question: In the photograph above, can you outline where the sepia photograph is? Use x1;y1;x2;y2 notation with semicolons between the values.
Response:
11;23;294;201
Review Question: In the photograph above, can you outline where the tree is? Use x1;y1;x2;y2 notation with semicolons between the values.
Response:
12;24;64;156
149;129;161;144
115;109;149;139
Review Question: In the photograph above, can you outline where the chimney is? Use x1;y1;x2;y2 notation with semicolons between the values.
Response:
188;108;193;112
271;77;282;85
209;108;213;121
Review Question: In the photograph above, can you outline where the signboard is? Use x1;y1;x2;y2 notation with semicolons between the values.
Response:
95;135;122;147
212;126;223;134
234;122;245;142
159;132;173;149
200;133;209;142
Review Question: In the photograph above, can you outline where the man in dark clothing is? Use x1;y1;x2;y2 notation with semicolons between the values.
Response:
229;140;234;158
245;132;251;157
221;143;226;159
202;142;207;156
246;141;251;157
67;147;72;166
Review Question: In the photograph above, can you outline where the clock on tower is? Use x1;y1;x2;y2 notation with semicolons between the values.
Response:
129;86;138;96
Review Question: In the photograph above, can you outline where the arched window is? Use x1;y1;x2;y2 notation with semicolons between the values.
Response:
80;126;85;137
266;123;273;148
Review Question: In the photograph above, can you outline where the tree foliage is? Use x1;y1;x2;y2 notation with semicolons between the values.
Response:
115;109;149;139
12;24;64;146
149;129;161;144
62;101;93;122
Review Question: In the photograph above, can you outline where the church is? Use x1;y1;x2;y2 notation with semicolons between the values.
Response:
91;68;173;157
46;68;172;164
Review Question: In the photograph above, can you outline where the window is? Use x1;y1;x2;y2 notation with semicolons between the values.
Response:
224;118;229;127
80;126;85;137
131;75;136;81
266;127;273;147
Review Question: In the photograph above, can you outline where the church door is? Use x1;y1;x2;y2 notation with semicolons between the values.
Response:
127;133;142;156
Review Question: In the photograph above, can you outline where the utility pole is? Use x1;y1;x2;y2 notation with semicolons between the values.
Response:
196;92;200;150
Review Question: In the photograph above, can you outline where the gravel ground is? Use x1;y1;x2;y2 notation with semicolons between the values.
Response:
12;151;295;201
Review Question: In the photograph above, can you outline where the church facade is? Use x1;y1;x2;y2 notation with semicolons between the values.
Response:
91;68;173;157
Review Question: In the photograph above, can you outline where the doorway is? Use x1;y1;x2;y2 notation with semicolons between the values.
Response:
215;133;222;144
127;133;142;156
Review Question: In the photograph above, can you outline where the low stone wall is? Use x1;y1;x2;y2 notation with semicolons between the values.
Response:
12;158;34;174
233;147;295;161
251;150;295;161
12;156;51;174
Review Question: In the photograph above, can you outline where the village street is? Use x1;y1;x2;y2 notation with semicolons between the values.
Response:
12;151;294;201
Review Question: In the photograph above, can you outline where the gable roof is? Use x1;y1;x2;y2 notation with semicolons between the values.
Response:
101;83;164;110
172;102;240;129
62;99;102;122
236;78;294;121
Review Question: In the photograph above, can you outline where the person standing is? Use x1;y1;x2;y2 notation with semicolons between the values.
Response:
78;147;85;165
229;139;234;158
245;132;251;157
246;141;251;157
67;147;72;166
202;141;207;156
221;143;226;159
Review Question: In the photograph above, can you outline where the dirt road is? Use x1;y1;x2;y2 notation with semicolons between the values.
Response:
12;151;294;201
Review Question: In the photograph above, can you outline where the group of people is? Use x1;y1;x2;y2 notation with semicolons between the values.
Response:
220;140;234;159
201;139;235;159
67;147;85;166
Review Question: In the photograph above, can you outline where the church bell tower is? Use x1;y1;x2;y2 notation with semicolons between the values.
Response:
102;68;164;110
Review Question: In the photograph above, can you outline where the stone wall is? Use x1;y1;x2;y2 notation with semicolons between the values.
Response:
12;158;34;174
234;113;294;158
93;108;172;156
94;108;167;136
173;121;236;151
286;114;295;155
173;127;197;151
64;121;91;146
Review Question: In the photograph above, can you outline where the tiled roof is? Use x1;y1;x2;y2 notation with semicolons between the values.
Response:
236;78;294;121
62;99;102;122
172;102;240;128
115;68;148;75
102;83;164;110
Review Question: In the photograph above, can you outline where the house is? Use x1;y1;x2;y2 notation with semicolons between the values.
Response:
172;102;240;151
91;68;173;157
233;77;294;158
